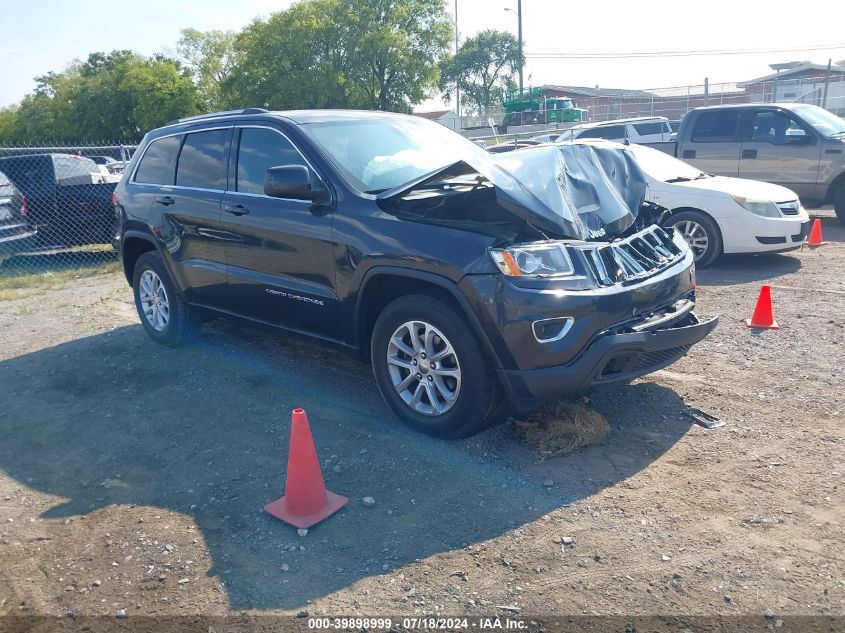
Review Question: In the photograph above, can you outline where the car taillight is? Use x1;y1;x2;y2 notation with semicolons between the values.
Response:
20;193;27;217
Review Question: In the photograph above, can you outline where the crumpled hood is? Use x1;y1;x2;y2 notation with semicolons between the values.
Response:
378;144;647;241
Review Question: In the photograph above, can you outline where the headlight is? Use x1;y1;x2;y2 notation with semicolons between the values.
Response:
490;242;575;277
731;195;780;218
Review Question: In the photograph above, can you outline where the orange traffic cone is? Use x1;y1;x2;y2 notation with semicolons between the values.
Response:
806;218;826;246
265;408;347;528
745;285;779;330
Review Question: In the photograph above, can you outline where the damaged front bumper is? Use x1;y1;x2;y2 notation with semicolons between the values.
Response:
459;226;718;411
498;310;718;411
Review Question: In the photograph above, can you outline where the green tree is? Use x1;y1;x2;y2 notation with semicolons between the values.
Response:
439;30;522;115
223;0;350;110
177;28;236;110
1;51;200;143
342;0;452;111
222;0;451;112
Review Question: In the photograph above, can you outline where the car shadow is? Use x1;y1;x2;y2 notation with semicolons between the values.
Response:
0;321;694;611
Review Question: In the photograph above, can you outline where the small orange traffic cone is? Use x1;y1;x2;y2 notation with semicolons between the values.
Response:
745;285;779;330
265;408;347;528
806;218;826;246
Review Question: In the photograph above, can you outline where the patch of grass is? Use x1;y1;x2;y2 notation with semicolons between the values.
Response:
512;401;609;460
0;261;121;300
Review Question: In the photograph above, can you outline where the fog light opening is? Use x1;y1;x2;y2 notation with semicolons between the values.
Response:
532;317;574;344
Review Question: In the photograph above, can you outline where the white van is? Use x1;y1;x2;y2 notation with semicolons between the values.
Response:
556;117;674;144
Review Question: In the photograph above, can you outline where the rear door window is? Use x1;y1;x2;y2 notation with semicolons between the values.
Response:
691;111;741;142
236;127;310;195
176;129;230;190
52;155;98;184
135;136;182;185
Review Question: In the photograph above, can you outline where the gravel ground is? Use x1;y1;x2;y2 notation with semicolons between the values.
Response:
0;209;842;622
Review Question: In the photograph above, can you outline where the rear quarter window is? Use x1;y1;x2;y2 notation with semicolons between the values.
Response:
135;136;182;185
633;122;664;136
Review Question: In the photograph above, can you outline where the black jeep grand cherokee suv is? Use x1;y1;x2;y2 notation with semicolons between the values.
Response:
114;108;717;438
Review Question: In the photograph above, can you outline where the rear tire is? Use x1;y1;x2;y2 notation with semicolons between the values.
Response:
371;294;505;439
132;251;199;347
834;184;845;223
664;210;722;268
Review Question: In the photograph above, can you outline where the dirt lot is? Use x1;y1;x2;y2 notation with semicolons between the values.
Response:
0;209;842;623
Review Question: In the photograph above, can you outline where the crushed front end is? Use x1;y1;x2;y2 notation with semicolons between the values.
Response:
460;224;718;411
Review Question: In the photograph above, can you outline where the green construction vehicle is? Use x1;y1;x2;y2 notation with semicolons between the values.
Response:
503;88;588;126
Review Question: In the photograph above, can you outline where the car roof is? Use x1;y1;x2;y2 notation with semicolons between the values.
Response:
690;102;810;112
569;116;669;130
156;108;415;133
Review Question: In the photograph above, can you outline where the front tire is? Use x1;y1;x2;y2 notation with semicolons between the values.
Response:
132;251;198;346
834;184;845;223
371;295;504;439
664;210;722;267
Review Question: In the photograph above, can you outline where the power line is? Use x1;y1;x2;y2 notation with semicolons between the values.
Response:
526;43;845;60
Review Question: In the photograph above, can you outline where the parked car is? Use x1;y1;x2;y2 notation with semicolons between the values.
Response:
0;154;117;246
114;108;717;438
487;139;542;153
641;103;845;220
0;171;37;262
529;132;561;143
566;140;809;266
555;117;675;144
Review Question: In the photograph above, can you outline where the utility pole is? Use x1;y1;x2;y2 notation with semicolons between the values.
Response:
454;0;460;117
517;0;524;97
822;58;832;109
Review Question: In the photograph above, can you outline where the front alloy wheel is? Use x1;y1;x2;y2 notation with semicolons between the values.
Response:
386;321;462;415
664;210;722;267
675;219;709;261
371;294;504;439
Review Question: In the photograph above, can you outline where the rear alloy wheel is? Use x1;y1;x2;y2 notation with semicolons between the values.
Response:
665;210;722;267
371;294;504;439
132;252;198;346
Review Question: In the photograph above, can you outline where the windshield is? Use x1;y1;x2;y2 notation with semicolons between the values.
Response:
626;143;705;182
303;116;491;193
792;105;845;137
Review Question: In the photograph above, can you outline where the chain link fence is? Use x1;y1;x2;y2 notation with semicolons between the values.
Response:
0;144;136;278
462;75;845;132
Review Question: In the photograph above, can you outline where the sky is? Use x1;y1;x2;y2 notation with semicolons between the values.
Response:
2;0;844;109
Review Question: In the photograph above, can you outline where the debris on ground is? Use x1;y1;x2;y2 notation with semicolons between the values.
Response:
511;402;609;459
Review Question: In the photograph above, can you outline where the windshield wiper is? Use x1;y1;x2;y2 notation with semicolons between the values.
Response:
666;176;692;183
694;173;710;180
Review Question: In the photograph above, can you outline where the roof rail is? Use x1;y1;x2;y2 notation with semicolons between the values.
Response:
165;108;269;126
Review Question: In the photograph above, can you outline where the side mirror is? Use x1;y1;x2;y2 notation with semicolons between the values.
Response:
264;165;329;203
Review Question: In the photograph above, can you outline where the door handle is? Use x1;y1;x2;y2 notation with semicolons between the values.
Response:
682;150;696;159
224;204;250;216
155;195;175;206
741;149;757;159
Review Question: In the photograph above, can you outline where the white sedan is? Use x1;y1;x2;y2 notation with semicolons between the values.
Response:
570;140;810;266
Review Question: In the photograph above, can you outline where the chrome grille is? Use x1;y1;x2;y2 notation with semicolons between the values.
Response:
580;225;685;287
777;200;801;216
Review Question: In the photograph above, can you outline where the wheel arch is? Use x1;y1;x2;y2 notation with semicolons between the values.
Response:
353;267;504;370
120;232;159;284
824;170;845;205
